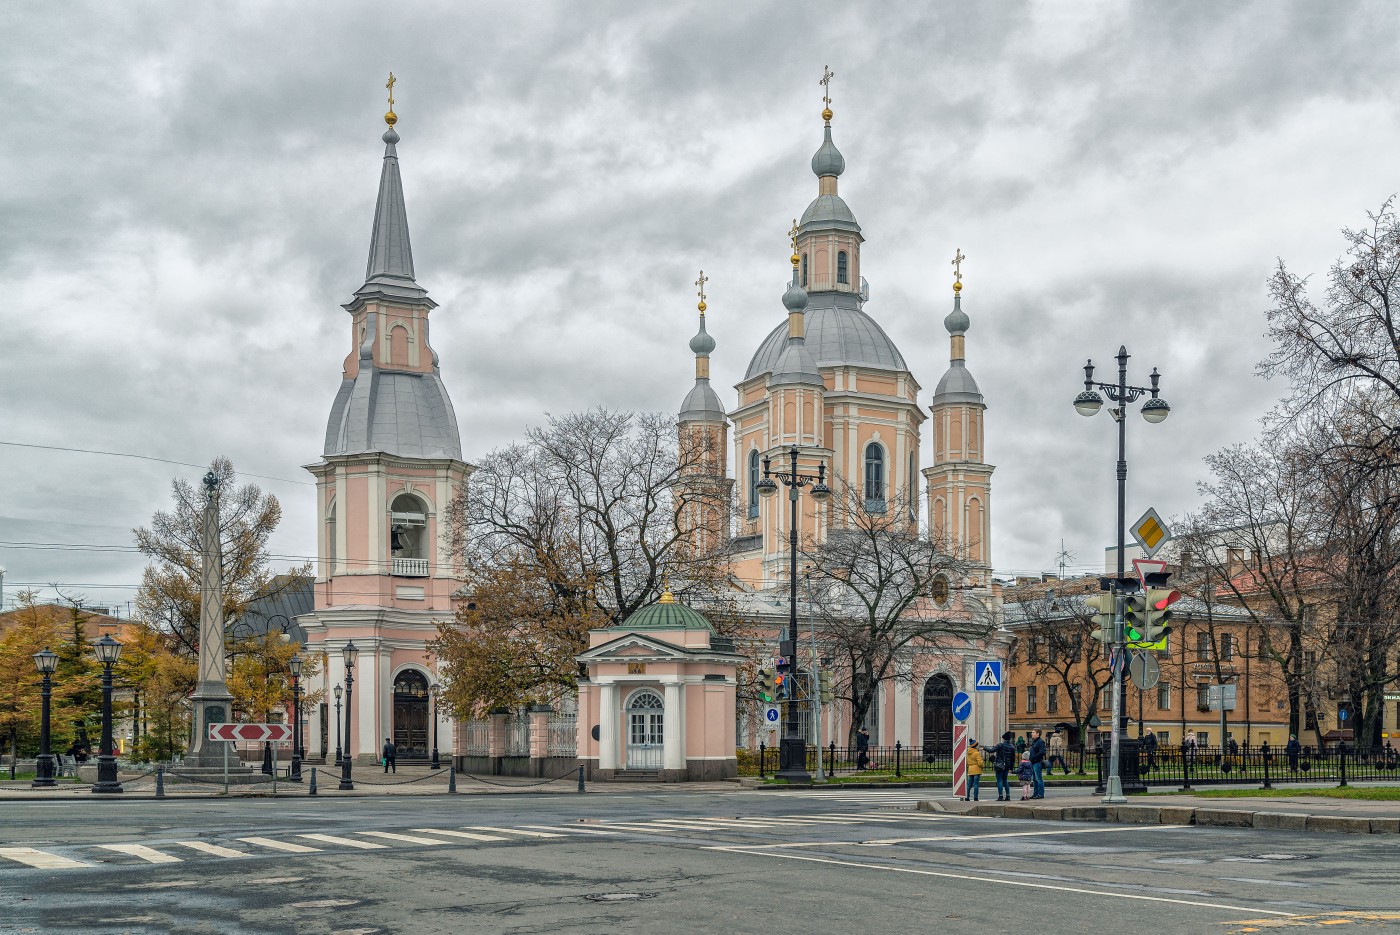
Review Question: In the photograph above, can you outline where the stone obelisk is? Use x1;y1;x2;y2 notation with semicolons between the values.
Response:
185;471;238;768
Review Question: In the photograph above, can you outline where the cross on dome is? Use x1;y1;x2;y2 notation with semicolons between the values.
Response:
695;270;708;314
384;72;397;127
820;65;835;123
951;247;966;293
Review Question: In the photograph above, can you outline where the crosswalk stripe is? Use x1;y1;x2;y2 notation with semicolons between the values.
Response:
358;831;449;846
176;841;250;859
239;837;321;853
588;822;687;834
407;828;506;842
298;833;387;850
99;844;182;864
461;826;564;838
520;825;620;836
0;847;88;869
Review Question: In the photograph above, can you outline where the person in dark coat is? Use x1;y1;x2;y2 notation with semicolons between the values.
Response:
1141;728;1159;770
382;737;397;774
855;727;871;770
1285;734;1301;772
1027;729;1047;798
990;731;1017;801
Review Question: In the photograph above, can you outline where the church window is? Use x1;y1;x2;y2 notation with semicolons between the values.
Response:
837;251;849;285
801;253;808;287
930;576;949;606
908;452;918;522
863;443;885;512
390;493;428;575
748;450;760;520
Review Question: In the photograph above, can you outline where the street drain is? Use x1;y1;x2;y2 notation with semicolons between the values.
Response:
584;893;656;903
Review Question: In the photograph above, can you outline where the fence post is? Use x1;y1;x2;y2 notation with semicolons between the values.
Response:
1338;746;1348;788
759;743;766;779
1261;744;1271;790
308;767;317;796
895;741;902;778
1181;744;1193;792
576;765;585;794
828;741;836;778
155;766;165;799
449;766;457;794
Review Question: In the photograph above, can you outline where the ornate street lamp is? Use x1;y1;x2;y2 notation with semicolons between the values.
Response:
758;445;831;782
91;634;124;794
338;641;358;791
31;648;58;789
1073;346;1169;804
429;683;442;770
288;652;303;782
333;682;343;767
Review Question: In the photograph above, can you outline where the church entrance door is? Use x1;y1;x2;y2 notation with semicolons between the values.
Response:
392;670;430;758
922;674;954;757
625;690;664;769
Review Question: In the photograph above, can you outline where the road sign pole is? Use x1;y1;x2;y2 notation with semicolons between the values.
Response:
1105;590;1127;805
223;740;229;795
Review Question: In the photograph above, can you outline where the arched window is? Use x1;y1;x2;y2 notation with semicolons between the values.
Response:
908;452;918;522
801;253;808;287
864;443;885;511
748;450;760;520
837;251;849;285
390;493;429;576
930;576;950;605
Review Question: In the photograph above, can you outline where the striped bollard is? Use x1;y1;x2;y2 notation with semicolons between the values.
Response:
952;724;969;799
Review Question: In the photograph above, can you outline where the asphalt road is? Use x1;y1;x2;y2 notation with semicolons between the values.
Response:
1;788;1396;935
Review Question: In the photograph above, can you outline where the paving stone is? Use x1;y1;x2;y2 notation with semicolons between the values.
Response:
1252;811;1308;831
1154;806;1197;825
1194;808;1256;828
1002;804;1040;819
1114;805;1161;824
1368;818;1400;834
1060;806;1116;822
1305;815;1371;834
968;803;1006;818
1031;806;1068;820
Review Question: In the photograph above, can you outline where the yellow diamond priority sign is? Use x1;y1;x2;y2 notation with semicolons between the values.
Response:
1131;507;1171;558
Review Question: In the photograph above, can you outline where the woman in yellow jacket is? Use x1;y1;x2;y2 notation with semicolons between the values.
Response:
965;739;985;801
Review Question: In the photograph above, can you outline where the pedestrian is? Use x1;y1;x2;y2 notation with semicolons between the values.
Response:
1015;735;1027;756
964;739;984;801
855;726;871;770
1016;753;1034;800
1285;734;1300;772
382;737;397;774
991;731;1016;801
1028;729;1047;799
1228;737;1239;756
1048;729;1070;775
1142;728;1159;771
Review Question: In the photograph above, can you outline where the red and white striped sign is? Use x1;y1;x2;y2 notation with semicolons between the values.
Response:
952;724;969;799
207;723;292;742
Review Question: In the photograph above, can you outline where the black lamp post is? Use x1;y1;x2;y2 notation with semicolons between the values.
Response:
31;647;58;789
338;641;357;791
92;634;124;794
429;683;441;770
756;444;832;783
1073;345;1169;802
333;682;343;767
288;652;303;782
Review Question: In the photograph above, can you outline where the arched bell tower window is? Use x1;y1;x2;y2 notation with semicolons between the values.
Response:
390;493;429;576
908;452;918;523
801;254;808;287
747;450;760;520
837;251;849;285
864;443;885;512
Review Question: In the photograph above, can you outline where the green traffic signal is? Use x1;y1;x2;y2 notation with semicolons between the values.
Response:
758;666;777;702
1122;592;1148;643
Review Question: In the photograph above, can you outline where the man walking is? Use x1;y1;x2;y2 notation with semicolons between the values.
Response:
1028;729;1047;798
855;726;871;770
1286;734;1301;772
990;731;1016;801
1142;728;1159;771
1047;729;1070;775
382;737;397;774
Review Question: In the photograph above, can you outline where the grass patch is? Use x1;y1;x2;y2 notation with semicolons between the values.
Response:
1172;786;1400;801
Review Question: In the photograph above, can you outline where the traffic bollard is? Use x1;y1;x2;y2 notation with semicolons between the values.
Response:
577;765;585;793
308;768;317;796
155;766;165;798
448;766;457;794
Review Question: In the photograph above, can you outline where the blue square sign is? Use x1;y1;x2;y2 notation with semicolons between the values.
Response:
974;660;1002;692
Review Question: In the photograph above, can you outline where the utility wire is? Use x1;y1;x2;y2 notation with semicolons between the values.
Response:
0;441;315;486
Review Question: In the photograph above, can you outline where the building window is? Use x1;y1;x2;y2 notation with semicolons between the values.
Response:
1069;682;1081;713
863;443;885;511
1157;683;1171;711
930;576;949;605
1026;686;1038;714
1046;684;1058;714
1196;682;1211;711
1008;687;1017;715
1196;632;1212;662
1027;638;1040;665
1221;633;1234;660
747;450;760;520
1099;689;1111;712
837;251;849;285
801;253;808;287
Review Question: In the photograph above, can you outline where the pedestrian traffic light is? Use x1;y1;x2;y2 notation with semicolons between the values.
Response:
818;670;835;703
1085;593;1115;643
1140;571;1181;643
1122;591;1148;643
758;667;777;702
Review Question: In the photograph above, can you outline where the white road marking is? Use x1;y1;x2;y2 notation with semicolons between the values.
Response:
520;825;621;836
409;828;507;842
717;824;1191;850
298;833;387;850
461;826;565;838
175;841;251;859
357;831;448;846
0;847;88;869
239;837;322;853
710;848;1298;917
98;844;181;864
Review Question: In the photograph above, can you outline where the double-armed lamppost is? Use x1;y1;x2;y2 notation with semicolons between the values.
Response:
288;652;303;782
756;444;832;783
92;634;124;794
338;641;358;791
1073;345;1170;803
333;682;343;767
31;648;59;789
429;683;442;770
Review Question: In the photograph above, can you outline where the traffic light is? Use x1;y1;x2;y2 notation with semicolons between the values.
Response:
1139;571;1181;643
1122;591;1148;643
818;670;835;703
1086;592;1115;644
774;671;788;700
758;667;777;702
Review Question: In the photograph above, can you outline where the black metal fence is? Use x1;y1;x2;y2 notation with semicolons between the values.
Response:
1103;744;1400;788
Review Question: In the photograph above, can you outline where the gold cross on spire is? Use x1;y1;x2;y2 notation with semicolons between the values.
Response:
384;72;398;127
789;219;801;267
695;270;708;314
820;65;835;122
951;247;966;292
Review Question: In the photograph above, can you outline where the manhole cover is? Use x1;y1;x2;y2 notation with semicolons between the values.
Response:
584;893;656;903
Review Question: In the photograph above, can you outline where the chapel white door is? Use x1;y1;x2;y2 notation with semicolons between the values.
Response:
626;691;664;769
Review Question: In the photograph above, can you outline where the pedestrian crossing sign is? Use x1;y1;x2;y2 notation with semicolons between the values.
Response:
974;660;1002;692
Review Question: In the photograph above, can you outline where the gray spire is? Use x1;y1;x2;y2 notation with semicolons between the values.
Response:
353;126;430;305
679;312;727;424
811;125;846;178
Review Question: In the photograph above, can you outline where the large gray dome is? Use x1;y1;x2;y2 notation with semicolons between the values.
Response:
678;378;727;422
746;294;907;379
324;369;463;460
799;194;860;234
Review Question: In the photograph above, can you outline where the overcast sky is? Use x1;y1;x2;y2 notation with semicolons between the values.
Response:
3;1;1398;611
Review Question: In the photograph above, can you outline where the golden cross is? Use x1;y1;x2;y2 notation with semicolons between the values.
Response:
695;270;708;311
951;247;966;286
386;72;396;110
819;65;835;109
789;219;800;252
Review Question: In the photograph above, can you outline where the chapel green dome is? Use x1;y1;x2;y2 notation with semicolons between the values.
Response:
615;589;714;631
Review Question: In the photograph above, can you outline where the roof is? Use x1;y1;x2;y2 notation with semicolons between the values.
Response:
799;193;860;234
236;576;315;642
679;378;727;423
352;128;429;305
932;360;983;404
602;598;714;632
745;293;907;379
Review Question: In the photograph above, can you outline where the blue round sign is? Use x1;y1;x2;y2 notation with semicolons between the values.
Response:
951;691;972;722
765;707;780;723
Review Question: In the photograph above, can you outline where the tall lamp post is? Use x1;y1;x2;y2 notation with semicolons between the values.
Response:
1073;345;1169;803
288;653;303;782
31;648;58;789
92;634;124;794
333;683;343;767
756;444;832;782
338;641;358;791
429;683;442;770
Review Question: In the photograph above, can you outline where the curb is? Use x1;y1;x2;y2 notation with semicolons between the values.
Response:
934;800;1400;834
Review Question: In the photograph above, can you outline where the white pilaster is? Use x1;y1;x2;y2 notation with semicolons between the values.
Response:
663;680;685;770
599;682;618;770
894;677;912;748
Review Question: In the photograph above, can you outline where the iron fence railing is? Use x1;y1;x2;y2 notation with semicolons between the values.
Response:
547;712;577;758
504;711;531;757
462;719;490;757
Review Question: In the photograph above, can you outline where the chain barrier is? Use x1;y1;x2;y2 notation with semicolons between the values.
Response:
459;768;580;789
339;769;454;787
